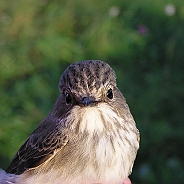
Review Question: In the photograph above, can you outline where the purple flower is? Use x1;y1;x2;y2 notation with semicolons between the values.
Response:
137;24;148;36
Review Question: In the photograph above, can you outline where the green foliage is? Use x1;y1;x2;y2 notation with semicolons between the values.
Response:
0;0;184;183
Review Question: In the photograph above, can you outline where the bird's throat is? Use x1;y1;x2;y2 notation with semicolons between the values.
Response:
67;103;125;135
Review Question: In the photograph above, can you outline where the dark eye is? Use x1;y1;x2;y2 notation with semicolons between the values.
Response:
107;88;113;99
65;93;72;104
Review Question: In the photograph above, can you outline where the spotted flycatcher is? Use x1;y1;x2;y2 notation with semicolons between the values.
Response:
6;60;140;184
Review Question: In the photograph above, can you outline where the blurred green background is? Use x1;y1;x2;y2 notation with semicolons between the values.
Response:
0;0;184;183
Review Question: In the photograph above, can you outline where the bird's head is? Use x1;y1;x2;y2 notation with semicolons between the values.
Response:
58;60;118;107
52;60;129;134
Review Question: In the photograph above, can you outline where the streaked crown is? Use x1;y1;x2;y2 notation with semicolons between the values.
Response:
59;60;117;95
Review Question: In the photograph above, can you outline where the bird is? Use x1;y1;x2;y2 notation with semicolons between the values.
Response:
5;60;140;184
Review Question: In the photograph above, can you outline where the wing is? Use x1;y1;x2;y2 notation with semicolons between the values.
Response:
6;116;69;175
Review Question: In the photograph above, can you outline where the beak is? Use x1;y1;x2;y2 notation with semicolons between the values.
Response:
80;97;100;107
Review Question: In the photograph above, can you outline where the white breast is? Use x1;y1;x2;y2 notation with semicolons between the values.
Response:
19;104;139;184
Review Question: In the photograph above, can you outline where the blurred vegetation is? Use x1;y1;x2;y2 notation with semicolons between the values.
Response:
0;0;184;183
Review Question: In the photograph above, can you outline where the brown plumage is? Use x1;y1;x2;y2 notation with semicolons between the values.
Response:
6;60;140;184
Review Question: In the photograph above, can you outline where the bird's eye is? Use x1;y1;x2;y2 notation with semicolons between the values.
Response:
65;93;72;104
107;88;113;99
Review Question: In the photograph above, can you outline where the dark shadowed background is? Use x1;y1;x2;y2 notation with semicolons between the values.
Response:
0;0;184;183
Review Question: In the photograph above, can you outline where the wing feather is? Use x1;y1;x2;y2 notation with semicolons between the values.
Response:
6;118;68;175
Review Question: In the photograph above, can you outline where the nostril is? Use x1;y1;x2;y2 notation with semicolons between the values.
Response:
82;97;90;106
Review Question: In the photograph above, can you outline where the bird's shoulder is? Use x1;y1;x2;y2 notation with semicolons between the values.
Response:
6;117;69;175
